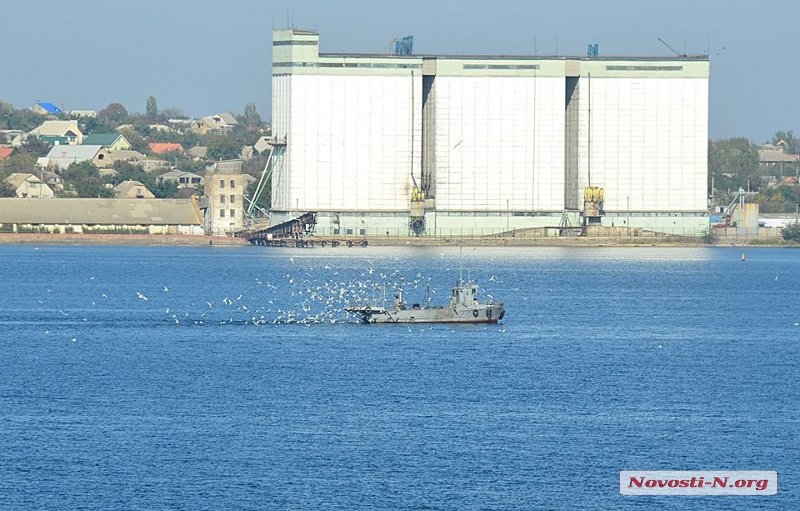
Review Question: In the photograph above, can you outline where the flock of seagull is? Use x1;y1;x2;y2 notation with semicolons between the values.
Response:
39;262;477;333
26;253;512;344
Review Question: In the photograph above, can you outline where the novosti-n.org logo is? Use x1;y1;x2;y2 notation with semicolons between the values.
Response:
620;471;777;496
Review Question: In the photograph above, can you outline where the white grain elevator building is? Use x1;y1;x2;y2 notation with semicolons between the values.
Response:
269;29;709;236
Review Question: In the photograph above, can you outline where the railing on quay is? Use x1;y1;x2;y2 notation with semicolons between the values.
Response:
308;226;785;240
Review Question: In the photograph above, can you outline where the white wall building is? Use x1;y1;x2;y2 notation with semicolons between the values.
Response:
567;60;709;227
271;29;420;218
270;29;710;236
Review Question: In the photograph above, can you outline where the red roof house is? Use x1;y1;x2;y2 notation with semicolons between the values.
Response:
148;142;184;155
0;146;13;160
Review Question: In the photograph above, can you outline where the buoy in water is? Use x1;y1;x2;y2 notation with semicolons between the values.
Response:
741;253;746;262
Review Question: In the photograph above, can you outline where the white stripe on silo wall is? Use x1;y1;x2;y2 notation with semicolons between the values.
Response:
271;74;292;210
577;77;708;212
272;73;422;212
432;75;566;212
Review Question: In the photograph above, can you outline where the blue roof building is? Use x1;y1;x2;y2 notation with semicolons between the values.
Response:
31;101;64;115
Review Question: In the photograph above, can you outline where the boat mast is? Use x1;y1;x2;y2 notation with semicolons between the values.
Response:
425;278;431;307
459;246;463;284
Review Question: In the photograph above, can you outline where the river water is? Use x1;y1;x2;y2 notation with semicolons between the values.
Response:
0;245;797;509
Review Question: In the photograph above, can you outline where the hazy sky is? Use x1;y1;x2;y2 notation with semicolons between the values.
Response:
1;0;795;142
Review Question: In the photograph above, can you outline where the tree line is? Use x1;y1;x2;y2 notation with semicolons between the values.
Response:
710;131;800;213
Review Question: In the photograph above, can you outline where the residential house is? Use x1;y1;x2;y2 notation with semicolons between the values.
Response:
69;109;97;118
203;166;255;235
28;120;83;145
240;146;254;161
114;180;155;199
141;159;171;172
168;118;193;129
148;142;184;155
758;142;799;166
191;113;239;135
205;159;243;174
108;150;146;165
0;146;13;160
1;130;25;147
148;124;176;133
30;101;64;116
186;146;208;160
42;145;112;170
0;198;204;235
158;170;204;188
253;136;273;155
39;170;63;190
82;133;132;151
3;173;54;198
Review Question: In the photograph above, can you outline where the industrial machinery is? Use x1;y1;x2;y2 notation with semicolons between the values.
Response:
583;186;605;225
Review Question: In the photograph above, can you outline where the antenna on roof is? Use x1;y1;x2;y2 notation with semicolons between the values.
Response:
657;37;686;57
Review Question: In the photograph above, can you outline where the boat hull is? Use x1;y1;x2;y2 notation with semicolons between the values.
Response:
346;303;505;324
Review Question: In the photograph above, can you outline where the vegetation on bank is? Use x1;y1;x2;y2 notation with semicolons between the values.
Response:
780;221;800;242
710;131;800;213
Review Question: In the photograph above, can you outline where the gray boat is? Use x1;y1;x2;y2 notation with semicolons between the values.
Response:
346;279;505;324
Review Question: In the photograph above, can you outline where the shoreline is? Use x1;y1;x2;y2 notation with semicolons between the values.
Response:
0;233;794;248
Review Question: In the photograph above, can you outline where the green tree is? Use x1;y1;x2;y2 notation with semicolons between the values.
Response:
146;95;158;121
0;152;38;178
0;180;17;197
0;101;46;131
709;138;761;197
61;161;114;198
160;107;186;120
97;102;129;126
108;160;147;185
780;221;800;242
207;137;241;161
19;136;53;158
150;179;180;198
241;102;262;128
750;184;800;213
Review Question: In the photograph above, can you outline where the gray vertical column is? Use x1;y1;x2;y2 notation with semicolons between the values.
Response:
564;75;580;210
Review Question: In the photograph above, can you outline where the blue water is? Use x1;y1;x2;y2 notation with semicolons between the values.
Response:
0;245;798;509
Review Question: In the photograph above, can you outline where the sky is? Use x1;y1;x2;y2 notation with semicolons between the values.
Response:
1;0;796;142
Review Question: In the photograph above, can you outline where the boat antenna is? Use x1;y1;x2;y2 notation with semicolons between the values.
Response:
459;246;463;284
426;278;431;307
